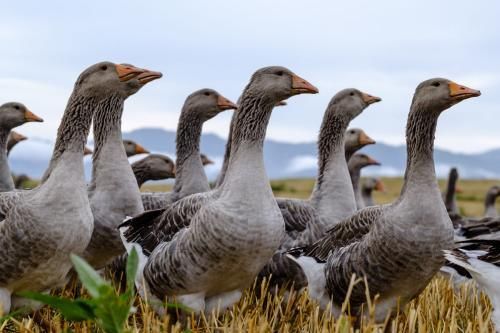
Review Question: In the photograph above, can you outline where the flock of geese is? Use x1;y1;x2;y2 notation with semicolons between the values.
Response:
0;61;499;329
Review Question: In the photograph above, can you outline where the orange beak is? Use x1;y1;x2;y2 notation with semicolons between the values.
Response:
361;92;382;105
24;110;44;122
291;74;319;94
455;185;463;194
115;64;163;84
135;143;150;155
11;131;27;142
375;179;386;193
217;95;238;111
448;82;481;101
358;130;376;145
83;146;93;156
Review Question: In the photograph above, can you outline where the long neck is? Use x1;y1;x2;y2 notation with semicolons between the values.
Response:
399;104;440;200
310;111;356;222
88;96;130;191
444;174;457;209
41;93;96;183
0;130;14;191
349;163;365;209
484;192;498;217
171;109;209;199
220;92;273;194
362;185;374;206
214;111;235;188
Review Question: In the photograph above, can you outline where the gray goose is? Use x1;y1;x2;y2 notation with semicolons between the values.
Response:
443;167;460;214
119;66;318;314
83;63;162;269
123;139;149;157
0;103;43;192
288;78;480;322
484;186;500;218
131;154;175;188
0;61;154;314
7;131;28;156
348;153;381;209
140;89;237;211
256;90;380;291
344;128;375;162
361;177;385;207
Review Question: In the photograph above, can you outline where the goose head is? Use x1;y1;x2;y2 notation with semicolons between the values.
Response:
74;61;162;100
412;78;481;112
486;185;500;200
345;128;376;151
247;66;318;101
349;153;381;168
9;131;28;143
328;89;381;120
185;89;237;121
83;146;93;156
364;177;386;193
0;102;43;131
145;154;176;180
123;139;149;157
200;153;214;166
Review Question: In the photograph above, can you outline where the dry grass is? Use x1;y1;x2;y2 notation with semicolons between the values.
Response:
4;177;498;332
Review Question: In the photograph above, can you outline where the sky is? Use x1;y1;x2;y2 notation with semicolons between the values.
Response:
1;1;499;154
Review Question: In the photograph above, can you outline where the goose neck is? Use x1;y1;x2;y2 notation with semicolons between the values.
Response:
0;130;14;191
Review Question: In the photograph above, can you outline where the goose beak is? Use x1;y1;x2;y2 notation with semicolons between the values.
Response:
375;179;386;193
368;157;381;166
24;109;44;122
291;74;319;95
84;146;93;156
358;131;376;145
449;82;481;101
217;95;238;111
361;93;382;105
135;143;150;155
12;131;27;142
203;158;215;166
115;64;163;84
455;186;463;194
275;101;287;107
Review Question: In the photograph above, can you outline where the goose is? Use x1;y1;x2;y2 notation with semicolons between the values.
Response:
348;153;381;210
140;89;237;211
344;128;376;162
7;131;28;156
444;239;500;331
131;154;175;188
288;78;480;322
361;178;385;207
443;167;460;214
258;90;381;292
200;153;214;166
119;66;318;314
83;64;162;269
123;139;149;157
0;103;43;192
484;186;500;218
0;61;159;314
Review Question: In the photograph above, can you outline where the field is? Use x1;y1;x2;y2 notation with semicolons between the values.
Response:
3;177;499;332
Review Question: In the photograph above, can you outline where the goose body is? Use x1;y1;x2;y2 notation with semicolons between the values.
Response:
140;89;237;211
83;64;162;269
120;66;318;313
289;78;480;321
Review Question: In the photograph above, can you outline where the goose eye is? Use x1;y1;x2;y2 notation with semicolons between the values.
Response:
204;92;210;96
350;130;355;134
432;82;440;87
101;65;108;71
14;105;20;110
350;92;354;96
276;71;284;76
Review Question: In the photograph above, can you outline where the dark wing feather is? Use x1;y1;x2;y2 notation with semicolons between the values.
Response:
277;198;316;232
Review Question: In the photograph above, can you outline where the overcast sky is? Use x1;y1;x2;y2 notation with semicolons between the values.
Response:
1;1;499;153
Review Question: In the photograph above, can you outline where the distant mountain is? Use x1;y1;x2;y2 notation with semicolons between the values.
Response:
7;127;500;180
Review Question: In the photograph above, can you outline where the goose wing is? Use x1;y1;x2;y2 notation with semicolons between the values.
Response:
141;192;174;211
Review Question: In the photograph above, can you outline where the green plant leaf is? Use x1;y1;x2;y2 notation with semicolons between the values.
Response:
126;247;139;294
71;254;109;298
17;291;96;321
